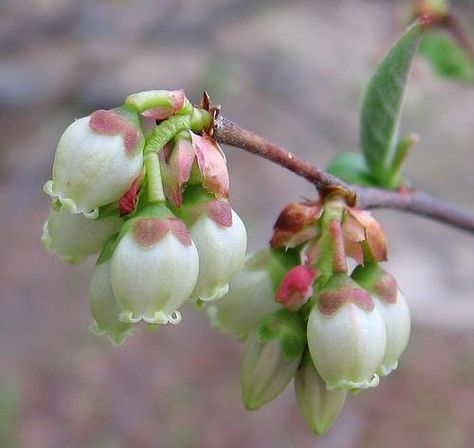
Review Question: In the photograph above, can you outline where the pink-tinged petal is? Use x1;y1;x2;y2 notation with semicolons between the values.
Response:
276;265;318;311
319;287;374;316
168;218;192;246
89;110;142;155
161;137;196;207
191;132;230;198
270;202;323;249
329;220;347;273
344;240;364;265
204;200;233;227
373;271;398;304
140;90;185;120
132;218;171;248
348;209;388;262
119;171;145;216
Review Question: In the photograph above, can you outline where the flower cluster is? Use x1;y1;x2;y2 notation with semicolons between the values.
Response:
210;195;410;434
42;90;247;345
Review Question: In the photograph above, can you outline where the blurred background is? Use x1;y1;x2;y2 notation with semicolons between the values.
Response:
1;0;474;447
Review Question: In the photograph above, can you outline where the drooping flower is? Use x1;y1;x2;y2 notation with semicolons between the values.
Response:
307;273;387;391
240;310;306;410
110;215;199;325
352;263;411;376
189;200;247;301
89;258;136;345
41;206;122;264
43;108;144;218
295;351;347;435
207;250;282;339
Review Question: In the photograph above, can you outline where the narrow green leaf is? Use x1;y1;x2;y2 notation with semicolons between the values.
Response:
326;152;376;187
420;30;474;83
360;21;424;187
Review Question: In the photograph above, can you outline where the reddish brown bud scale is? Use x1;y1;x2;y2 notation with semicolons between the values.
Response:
270;202;323;248
89;110;141;155
319;287;374;316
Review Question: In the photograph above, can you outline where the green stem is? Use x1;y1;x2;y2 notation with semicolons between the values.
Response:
145;152;166;203
145;115;192;153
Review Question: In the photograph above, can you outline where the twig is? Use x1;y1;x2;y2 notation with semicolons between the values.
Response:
214;116;474;234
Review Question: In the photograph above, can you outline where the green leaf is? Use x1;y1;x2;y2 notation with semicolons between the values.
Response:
326;152;376;187
420;30;474;83
360;21;424;187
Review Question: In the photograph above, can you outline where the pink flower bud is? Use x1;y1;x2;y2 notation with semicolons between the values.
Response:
276;265;317;311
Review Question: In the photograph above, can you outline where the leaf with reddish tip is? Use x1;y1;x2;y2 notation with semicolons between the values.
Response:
119;172;144;216
89;110;142;155
318;287;374;316
191;132;230;198
276;265;318;311
204;200;233;227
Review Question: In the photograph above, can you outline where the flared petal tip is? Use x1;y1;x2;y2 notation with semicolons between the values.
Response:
326;374;380;391
119;310;182;325
195;284;230;303
377;361;398;377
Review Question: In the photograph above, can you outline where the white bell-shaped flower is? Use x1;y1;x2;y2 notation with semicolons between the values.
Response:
295;352;347;435
111;217;199;325
41;206;122;264
240;310;305;410
189;202;247;301
352;263;411;376
307;274;387;391
43;109;144;218
89;260;136;345
208;250;282;339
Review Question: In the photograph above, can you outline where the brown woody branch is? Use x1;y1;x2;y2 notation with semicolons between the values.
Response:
214;116;474;234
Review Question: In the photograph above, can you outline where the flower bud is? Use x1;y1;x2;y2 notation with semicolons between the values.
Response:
207;250;282;339
352;263;411;376
110;216;199;324
41;206;122;264
89;259;136;345
276;264;317;311
295;351;347;435
190;201;247;301
307;274;387;391
240;309;306;410
43;109;144;218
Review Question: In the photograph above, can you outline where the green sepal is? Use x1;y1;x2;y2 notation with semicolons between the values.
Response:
257;309;306;361
360;20;424;187
124;90;192;115
96;233;120;265
190;108;212;132
170;184;215;226
420;29;474;83
326;152;377;187
267;248;300;293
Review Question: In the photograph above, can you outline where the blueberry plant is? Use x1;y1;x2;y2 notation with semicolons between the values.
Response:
42;1;474;436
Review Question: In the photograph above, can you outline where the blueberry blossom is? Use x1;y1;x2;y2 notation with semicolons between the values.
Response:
352;263;411;376
89;256;136;346
307;273;387;391
295;351;347;435
111;212;199;325
240;309;306;410
207;250;282;339
43;108;144;218
41;206;122;264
